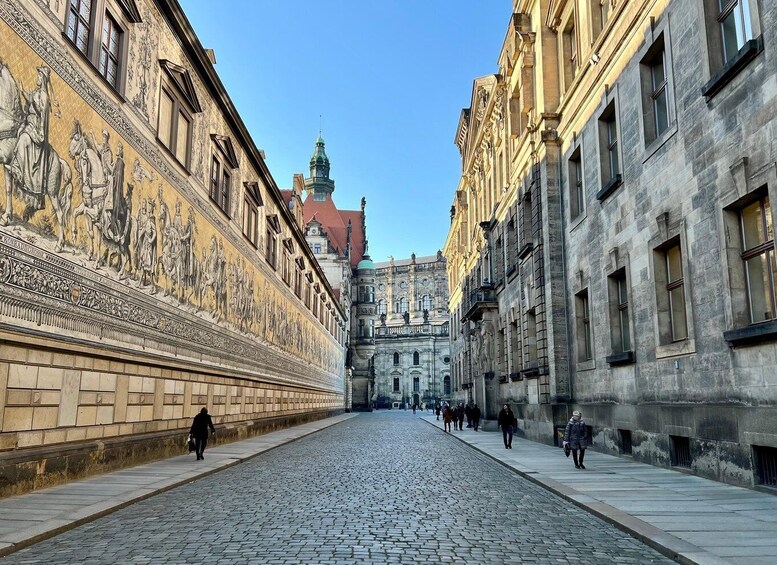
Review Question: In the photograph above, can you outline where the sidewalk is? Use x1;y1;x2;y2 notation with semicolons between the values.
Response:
421;415;777;565
0;413;357;558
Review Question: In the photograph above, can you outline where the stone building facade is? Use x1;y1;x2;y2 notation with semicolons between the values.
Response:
301;136;374;410
373;254;450;408
0;0;346;494
444;0;777;488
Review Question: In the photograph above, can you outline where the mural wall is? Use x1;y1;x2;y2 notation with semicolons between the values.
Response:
0;1;344;397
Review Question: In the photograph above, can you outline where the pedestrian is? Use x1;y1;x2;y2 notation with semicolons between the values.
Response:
435;403;441;421
189;407;216;460
497;404;516;449
465;403;473;428
471;403;481;431
563;410;589;469
456;403;465;431
412;403;417;414
443;405;453;432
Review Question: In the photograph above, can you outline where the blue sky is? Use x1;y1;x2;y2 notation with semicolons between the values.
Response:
179;0;509;262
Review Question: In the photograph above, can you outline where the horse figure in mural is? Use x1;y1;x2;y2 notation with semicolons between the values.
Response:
0;62;72;252
69;120;110;262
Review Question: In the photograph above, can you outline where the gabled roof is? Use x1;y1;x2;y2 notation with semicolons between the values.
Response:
303;192;365;269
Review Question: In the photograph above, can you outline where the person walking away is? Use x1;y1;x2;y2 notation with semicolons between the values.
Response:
189;407;215;460
435;403;441;421
443;405;453;432
471;403;482;431
456;403;465;431
497;404;516;448
563;410;589;469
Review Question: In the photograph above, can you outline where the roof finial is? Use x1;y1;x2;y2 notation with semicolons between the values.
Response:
319;114;322;138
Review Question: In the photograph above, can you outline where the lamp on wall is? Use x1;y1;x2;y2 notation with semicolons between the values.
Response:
590;53;601;65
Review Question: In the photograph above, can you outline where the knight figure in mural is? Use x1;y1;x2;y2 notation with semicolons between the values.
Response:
0;63;72;251
134;197;157;292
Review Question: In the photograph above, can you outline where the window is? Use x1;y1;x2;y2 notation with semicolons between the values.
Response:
210;154;231;215
666;244;688;341
604;111;619;181
413;377;420;393
526;309;538;365
421;295;432;311
398;297;409;314
575;290;593;362
294;267;302;299
158;87;193;167
609;269;631;352
443;375;451;396
740;195;776;323
265;227;277;269
358;319;365;338
393;377;400;393
413;351;420;365
393;352;400;366
590;0;609;40
510;320;521;373
718;0;753;64
597;100;622;200
377;299;387;316
560;15;578;93
99;13;121;87
569;147;584;220
243;196;258;247
313;244;321;254
67;0;92;55
640;36;671;144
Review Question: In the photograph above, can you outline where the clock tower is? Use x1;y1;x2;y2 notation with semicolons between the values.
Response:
304;135;336;200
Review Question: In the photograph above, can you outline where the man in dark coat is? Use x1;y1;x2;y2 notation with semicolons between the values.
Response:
456;403;465;431
471;403;482;431
497;404;517;448
189;407;216;460
563;410;589;469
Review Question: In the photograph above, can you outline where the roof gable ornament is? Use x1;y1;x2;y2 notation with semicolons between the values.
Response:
211;134;239;169
159;60;202;113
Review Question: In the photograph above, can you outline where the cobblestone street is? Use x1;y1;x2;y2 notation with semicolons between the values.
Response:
6;412;671;564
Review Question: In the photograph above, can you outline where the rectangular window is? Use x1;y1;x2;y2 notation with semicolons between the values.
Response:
393;377;400;393
209;154;231;215
591;0;608;40
158;87;192;168
413;378;420;393
640;36;671;145
606;117;619;179
609;270;631;352
666;244;688;341
650;50;669;137
569;148;584;220
526;309;538;365
719;0;753;63
99;13;121;87
242;195;258;246
575;290;593;362
313;244;321;254
265;228;277;269
294;268;302;298
740;195;776;323
67;0;92;55
560;16;578;92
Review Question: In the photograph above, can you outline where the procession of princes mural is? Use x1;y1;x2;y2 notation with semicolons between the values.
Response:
0;56;340;377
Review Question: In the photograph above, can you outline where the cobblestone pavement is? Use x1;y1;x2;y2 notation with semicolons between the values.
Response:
6;412;672;564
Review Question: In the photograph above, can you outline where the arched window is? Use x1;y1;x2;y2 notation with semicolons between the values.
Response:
398;297;409;313
377;299;387;315
393;352;400;366
413;351;420;365
421;295;432;311
443;375;451;396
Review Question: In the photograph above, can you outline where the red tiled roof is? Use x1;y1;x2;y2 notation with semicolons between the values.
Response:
304;193;365;269
279;189;294;204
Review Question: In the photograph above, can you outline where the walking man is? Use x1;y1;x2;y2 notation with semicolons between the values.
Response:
471;403;481;431
189;407;216;460
563;410;589;469
497;404;516;449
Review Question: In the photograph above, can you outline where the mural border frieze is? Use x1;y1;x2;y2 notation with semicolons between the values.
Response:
0;233;339;392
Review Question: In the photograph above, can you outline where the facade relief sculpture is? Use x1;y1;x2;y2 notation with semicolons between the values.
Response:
0;20;342;380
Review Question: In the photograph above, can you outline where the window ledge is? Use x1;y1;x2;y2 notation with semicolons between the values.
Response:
576;359;596;372
518;242;534;260
569;211;587;232
596;174;623;202
498;374;509;383
507;265;519;282
509;372;523;382
701;36;764;101
724;320;777;347
642;124;678;164
484;371;496;381
655;338;695;359
606;350;635;366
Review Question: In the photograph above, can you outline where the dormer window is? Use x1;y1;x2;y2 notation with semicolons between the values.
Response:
157;61;202;168
209;135;239;217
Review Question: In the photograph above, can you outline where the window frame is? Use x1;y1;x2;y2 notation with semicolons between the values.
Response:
575;289;594;363
568;145;585;221
158;84;193;169
739;195;776;324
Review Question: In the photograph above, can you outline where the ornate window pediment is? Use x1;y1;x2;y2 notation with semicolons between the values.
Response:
160;60;203;113
117;0;143;23
243;181;263;206
211;135;239;169
266;214;282;234
283;238;295;253
295;257;305;270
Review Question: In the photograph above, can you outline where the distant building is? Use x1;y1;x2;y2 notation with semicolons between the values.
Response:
372;253;450;408
302;136;376;410
444;0;777;489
